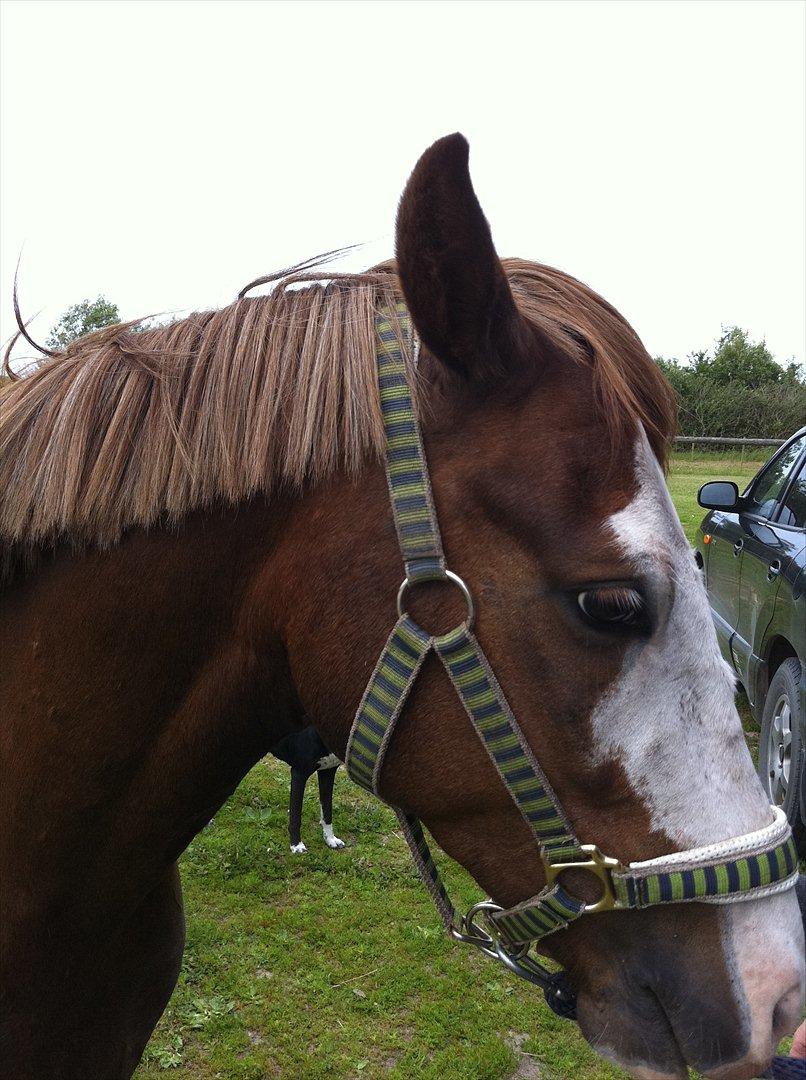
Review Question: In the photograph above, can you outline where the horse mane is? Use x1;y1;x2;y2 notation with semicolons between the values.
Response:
0;258;675;560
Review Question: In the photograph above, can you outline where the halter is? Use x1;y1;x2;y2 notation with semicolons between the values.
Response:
345;307;798;1019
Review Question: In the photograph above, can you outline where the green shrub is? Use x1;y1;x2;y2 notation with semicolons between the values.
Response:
656;328;805;439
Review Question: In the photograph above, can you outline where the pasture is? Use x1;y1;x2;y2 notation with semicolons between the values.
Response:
134;452;771;1080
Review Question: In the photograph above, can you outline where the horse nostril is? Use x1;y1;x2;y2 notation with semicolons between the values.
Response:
771;982;803;1043
772;999;785;1039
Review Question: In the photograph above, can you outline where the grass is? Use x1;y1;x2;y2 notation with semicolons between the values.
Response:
136;767;629;1080
134;452;771;1080
667;448;768;546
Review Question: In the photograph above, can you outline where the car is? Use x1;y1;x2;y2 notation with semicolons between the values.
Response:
695;426;806;850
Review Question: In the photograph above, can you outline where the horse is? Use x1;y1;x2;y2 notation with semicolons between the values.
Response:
1;133;803;1080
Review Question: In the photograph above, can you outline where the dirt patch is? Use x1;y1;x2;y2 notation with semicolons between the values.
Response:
505;1031;543;1079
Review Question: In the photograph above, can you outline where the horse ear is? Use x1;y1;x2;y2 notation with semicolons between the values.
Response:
395;133;524;377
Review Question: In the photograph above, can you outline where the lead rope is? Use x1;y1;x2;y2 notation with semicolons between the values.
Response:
345;306;799;1021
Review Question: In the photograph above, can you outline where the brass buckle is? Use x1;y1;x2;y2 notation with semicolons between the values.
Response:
543;845;625;914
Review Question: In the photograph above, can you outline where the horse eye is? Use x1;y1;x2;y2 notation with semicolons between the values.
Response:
576;586;649;634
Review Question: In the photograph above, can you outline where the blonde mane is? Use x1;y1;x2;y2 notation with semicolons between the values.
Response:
0;258;675;559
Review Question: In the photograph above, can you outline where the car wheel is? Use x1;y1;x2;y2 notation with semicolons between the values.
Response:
759;658;805;854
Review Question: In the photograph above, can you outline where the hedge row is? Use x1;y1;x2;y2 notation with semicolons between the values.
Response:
661;376;806;440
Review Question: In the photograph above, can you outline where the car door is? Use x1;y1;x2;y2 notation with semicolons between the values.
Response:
705;503;745;663
732;435;806;699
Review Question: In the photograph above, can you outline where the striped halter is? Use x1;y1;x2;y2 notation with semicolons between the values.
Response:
345;308;798;1018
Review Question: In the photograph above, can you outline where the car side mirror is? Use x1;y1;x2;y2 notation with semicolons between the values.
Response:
697;481;741;511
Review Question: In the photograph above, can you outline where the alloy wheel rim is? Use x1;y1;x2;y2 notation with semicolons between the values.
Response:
767;693;792;806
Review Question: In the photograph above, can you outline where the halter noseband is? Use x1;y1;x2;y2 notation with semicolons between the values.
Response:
345;307;798;1019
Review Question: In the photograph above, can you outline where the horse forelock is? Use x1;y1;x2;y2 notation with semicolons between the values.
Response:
0;257;675;570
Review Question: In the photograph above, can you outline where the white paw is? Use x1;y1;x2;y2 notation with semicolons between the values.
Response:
321;823;345;849
290;842;307;854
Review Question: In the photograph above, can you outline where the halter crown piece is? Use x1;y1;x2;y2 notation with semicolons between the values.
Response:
345;308;798;1020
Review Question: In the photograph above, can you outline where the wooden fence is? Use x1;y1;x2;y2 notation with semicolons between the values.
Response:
674;437;785;447
673;436;785;465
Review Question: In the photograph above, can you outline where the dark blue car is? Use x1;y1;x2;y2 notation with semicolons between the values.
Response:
695;427;806;850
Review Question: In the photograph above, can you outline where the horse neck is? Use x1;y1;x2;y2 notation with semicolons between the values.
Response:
1;498;306;889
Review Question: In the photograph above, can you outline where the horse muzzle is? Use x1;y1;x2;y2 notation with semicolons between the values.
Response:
572;890;805;1080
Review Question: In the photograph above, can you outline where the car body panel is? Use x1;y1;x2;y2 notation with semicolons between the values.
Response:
733;515;788;704
704;509;746;665
695;427;806;828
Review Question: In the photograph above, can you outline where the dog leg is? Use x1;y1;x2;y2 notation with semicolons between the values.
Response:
317;767;345;849
289;768;308;853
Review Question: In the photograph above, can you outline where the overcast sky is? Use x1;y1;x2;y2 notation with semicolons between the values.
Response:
1;0;804;368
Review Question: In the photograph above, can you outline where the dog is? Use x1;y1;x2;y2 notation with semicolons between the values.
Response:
269;725;346;853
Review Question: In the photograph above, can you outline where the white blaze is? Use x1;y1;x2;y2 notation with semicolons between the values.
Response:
591;432;804;1069
593;433;768;844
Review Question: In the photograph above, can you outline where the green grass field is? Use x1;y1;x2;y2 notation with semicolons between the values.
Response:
134;452;770;1080
667;448;768;546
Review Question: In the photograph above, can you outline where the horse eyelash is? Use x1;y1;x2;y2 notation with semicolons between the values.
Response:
576;586;646;626
588;586;644;612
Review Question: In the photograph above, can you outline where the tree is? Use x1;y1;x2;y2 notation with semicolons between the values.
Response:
654;328;805;439
46;296;120;350
690;327;793;389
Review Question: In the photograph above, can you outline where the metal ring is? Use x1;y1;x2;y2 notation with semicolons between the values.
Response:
450;900;500;958
452;900;554;985
463;899;503;944
494;941;555;988
396;570;475;631
466;901;531;964
449;924;497;958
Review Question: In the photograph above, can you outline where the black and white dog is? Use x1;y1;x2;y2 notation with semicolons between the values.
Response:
269;725;346;854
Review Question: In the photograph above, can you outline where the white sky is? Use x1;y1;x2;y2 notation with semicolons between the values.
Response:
1;0;804;367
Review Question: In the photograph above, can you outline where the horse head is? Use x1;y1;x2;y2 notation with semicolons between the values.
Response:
277;135;804;1078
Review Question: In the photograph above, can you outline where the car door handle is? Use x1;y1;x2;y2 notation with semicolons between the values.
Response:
767;559;782;580
733;539;744;556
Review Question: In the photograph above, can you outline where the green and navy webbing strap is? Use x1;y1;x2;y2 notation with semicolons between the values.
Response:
346;306;587;938
491;885;587;944
376;307;446;585
613;809;798;910
350;306;581;855
491;806;799;945
396;811;457;931
346;615;431;796
433;625;582;864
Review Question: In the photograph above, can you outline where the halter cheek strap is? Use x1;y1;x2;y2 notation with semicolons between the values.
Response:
345;307;798;1018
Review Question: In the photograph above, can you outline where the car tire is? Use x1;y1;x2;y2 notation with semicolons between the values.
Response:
759;658;805;854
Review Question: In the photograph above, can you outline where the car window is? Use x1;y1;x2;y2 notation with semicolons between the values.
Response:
743;435;806;520
777;460;806;528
